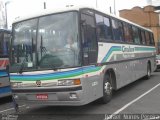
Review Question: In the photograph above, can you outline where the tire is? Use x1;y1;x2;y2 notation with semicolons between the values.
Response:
12;96;19;113
145;63;151;80
100;74;113;104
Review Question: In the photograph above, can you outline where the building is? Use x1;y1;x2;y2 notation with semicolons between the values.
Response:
119;5;160;53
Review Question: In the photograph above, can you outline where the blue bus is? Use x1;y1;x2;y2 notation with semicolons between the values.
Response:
0;29;11;98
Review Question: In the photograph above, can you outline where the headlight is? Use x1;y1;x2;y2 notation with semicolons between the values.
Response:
58;79;81;86
11;82;22;88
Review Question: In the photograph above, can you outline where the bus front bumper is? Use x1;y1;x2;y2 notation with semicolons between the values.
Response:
12;86;88;106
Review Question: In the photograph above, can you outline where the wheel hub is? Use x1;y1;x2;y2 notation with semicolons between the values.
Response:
104;82;112;95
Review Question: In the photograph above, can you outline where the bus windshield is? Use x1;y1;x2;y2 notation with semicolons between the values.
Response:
11;11;80;72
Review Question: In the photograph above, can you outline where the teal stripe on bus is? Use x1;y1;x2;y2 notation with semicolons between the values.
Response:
102;46;121;62
10;46;155;81
135;47;156;51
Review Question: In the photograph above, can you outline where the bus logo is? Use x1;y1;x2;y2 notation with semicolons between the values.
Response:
36;80;41;87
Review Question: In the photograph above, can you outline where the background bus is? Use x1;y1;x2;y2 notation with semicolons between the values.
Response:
0;29;12;98
10;6;156;107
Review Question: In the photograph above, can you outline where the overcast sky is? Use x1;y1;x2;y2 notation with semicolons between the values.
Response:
5;0;149;29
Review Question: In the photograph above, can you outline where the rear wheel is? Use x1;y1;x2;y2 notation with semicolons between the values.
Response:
145;63;151;80
100;74;112;104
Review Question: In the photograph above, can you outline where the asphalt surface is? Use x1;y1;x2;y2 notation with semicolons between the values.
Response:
0;70;160;120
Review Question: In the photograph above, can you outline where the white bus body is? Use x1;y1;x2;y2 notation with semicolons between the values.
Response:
10;6;156;106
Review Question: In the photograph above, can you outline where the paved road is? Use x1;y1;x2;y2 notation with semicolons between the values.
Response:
0;71;160;120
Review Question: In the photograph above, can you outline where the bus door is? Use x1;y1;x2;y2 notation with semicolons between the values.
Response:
80;11;99;97
80;12;98;65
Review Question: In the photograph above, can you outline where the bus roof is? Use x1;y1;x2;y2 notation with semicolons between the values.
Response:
13;5;85;23
13;5;152;32
0;28;11;33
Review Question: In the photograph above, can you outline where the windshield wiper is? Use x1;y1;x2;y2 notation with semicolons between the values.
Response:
50;63;58;71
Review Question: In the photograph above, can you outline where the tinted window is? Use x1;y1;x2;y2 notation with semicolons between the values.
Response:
145;31;150;45
112;19;124;41
0;32;10;56
3;33;10;55
132;26;140;44
95;14;112;41
95;14;104;41
149;33;155;45
123;23;133;43
81;13;97;65
104;17;112;40
140;30;146;45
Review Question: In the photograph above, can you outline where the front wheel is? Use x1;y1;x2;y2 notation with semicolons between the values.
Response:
12;96;19;113
100;74;113;104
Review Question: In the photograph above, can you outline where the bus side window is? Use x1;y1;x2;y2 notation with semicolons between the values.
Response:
95;14;104;41
149;33;155;46
123;23;133;43
111;19;124;41
3;33;11;56
132;26;141;44
104;17;112;40
81;13;98;65
140;30;146;45
145;31;150;45
95;14;112;41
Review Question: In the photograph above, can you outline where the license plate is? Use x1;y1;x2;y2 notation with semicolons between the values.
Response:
36;94;48;100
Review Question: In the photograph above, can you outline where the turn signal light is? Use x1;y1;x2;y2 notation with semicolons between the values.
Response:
74;79;81;85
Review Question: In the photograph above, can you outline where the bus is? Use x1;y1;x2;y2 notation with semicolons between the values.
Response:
9;6;156;107
0;29;11;98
